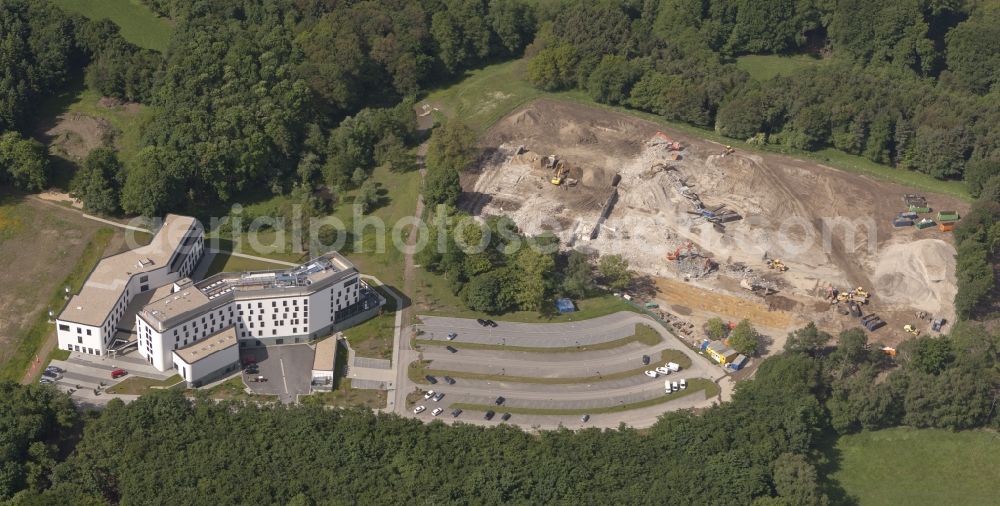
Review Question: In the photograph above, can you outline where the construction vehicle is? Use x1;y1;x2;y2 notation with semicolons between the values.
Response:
666;242;693;261
766;259;788;272
854;287;869;299
550;160;569;185
932;318;945;332
881;346;897;357
903;324;920;337
722;145;735;156
653;132;683;151
847;301;862;318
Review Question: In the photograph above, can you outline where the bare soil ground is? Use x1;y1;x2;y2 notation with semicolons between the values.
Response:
0;197;102;365
463;99;969;348
39;112;117;163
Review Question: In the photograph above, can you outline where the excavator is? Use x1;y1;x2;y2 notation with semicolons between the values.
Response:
903;324;921;337
551;161;569;185
766;259;788;272
722;145;736;156
666;241;693;261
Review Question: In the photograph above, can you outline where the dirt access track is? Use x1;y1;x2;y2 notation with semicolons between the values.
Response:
461;99;968;346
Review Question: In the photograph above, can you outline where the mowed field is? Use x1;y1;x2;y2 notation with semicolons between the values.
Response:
830;428;1000;505
0;196;107;380
49;0;173;51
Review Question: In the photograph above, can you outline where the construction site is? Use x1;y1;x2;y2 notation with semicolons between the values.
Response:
461;99;969;349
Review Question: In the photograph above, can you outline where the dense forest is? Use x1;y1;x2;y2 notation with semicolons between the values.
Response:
2;320;997;504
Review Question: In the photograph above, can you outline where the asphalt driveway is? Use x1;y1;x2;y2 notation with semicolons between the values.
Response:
242;344;314;403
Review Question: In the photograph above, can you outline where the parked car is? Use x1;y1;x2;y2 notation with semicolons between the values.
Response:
39;377;54;385
484;410;496;420
41;370;62;380
244;365;259;374
477;319;489;327
431;408;444;416
665;379;674;392
45;365;64;374
413;405;426;414
500;413;512;422
443;376;456;385
451;408;463;418
425;375;438;384
110;368;127;379
447;332;457;340
486;320;498;327
680;378;687;389
241;356;257;367
424;390;436;399
445;345;458;353
672;381;679;391
641;355;650;365
432;392;445;402
655;366;671;375
666;362;681;372
580;414;590;423
644;370;657;378
495;396;505;405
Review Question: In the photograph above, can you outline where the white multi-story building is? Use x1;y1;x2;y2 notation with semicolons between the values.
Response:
136;251;381;386
56;214;204;357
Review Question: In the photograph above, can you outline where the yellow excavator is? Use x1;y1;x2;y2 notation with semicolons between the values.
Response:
551;161;569;185
766;259;788;272
903;324;920;337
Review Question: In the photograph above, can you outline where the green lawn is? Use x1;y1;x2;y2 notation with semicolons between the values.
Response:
300;380;387;409
107;374;183;395
341;285;398;359
413;267;638;322
829;428;1000;505
449;378;718;416
422;58;970;201
50;0;173;51
415;323;662;353
203;251;292;277
735;54;823;81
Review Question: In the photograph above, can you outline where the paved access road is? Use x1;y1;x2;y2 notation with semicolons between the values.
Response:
398;311;726;430
242;344;314;403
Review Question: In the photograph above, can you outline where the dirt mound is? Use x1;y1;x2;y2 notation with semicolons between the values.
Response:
43;113;116;162
873;239;957;318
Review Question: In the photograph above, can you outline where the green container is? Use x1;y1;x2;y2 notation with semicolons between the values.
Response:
937;211;960;222
915;219;936;229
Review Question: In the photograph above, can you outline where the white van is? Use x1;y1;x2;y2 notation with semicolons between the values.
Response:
667;362;681;372
664;379;674;393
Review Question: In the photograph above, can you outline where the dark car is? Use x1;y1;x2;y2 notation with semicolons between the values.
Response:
244;365;259;374
642;355;650;365
580;414;590;423
495;396;505;405
452;409;462;418
445;345;458;353
484;410;496;420
500;413;512;422
425;375;438;385
477;319;489;327
486;320;498;327
444;376;456;385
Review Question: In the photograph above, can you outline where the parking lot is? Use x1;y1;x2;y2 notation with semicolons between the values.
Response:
241;344;314;403
405;312;726;429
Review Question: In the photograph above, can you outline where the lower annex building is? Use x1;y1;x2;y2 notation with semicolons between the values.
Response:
57;214;383;386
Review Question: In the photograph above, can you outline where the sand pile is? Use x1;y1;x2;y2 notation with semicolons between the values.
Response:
873;239;957;317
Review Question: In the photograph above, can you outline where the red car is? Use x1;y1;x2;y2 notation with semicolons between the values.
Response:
111;368;128;379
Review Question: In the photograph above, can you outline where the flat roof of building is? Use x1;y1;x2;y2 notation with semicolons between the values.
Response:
312;336;338;372
139;252;358;331
59;215;198;327
173;327;238;364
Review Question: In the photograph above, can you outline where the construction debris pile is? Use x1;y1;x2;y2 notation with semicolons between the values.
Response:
665;240;716;279
724;262;780;296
